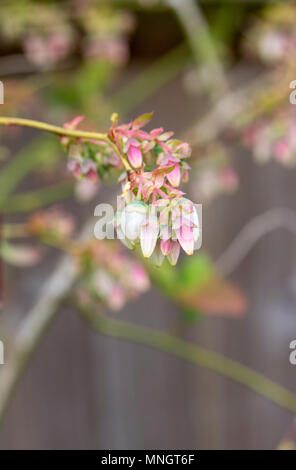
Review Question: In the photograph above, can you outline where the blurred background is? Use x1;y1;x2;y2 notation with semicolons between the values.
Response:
0;0;296;450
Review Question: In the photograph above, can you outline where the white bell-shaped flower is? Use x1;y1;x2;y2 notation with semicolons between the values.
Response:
120;201;148;242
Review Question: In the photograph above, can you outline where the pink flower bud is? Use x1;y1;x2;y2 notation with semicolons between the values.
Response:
67;158;82;178
167;164;181;187
175;224;194;256
160;238;173;256
124;139;143;168
128;144;142;168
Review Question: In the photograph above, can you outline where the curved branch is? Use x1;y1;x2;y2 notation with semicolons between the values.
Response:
78;302;296;414
0;219;95;425
0;257;76;424
216;207;296;276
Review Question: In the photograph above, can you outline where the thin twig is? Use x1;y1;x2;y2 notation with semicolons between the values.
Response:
185;70;270;147
0;117;106;140
216;207;296;276
0;117;131;171
1;181;74;214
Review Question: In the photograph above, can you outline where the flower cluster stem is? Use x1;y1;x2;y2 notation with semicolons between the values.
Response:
0;116;131;171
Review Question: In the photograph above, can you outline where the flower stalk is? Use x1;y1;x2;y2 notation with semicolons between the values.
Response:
0;116;131;171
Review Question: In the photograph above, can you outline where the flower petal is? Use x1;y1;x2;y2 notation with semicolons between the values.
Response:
127;144;143;168
151;242;164;267
167;241;180;266
140;215;159;258
175;224;194;255
160;238;172;256
120;201;147;241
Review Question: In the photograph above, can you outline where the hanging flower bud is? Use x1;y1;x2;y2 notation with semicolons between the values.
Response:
160;238;173;256
167;163;181;187
120;200;148;242
140;212;159;258
150;241;164;267
124;139;143;168
167;241;181;266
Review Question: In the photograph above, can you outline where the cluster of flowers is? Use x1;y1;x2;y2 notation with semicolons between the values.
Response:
27;207;150;311
111;113;200;266
0;0;134;69
244;4;296;65
62;115;122;201
243;110;296;166
78;240;150;311
77;2;134;66
238;6;296;167
65;112;200;266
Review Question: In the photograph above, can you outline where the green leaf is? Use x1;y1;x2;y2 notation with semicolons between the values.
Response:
177;253;214;292
133;112;153;129
143;257;178;296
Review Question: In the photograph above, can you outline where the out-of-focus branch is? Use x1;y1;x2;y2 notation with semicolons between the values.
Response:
1;181;74;214
216;208;296;276
186;71;269;148
77;301;296;414
166;0;228;95
0;219;96;425
112;42;189;112
0;256;76;424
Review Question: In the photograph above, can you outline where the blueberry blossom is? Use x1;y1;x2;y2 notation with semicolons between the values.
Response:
63;111;199;265
120;200;148;243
